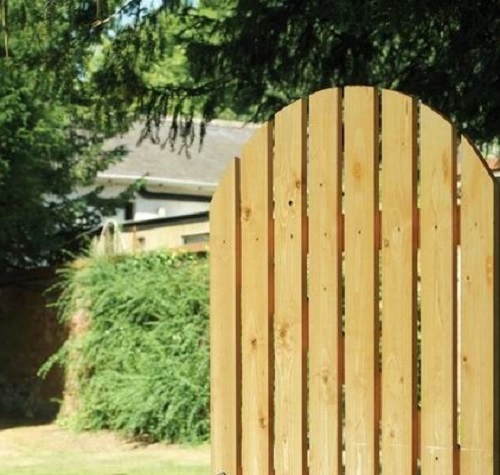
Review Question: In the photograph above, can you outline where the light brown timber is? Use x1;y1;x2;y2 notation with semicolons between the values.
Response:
209;159;242;475
380;89;418;474
273;98;308;475
343;86;380;475
241;123;274;475
460;138;499;474
308;88;343;475
420;104;458;474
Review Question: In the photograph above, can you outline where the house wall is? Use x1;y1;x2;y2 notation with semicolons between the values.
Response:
97;183;211;221
120;221;210;252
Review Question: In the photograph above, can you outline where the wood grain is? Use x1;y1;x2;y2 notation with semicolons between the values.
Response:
209;159;242;475
308;88;343;475
380;90;418;474
273;98;308;475
459;138;499;474
241;123;274;475
420;104;458;474
344;86;380;475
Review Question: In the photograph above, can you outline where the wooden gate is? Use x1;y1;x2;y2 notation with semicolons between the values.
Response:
210;87;499;475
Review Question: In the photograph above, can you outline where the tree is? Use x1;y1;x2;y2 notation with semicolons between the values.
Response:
0;0;133;270
51;0;499;147
2;0;498;269
187;0;500;146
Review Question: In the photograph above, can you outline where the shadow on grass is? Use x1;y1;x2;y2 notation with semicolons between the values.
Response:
0;415;56;430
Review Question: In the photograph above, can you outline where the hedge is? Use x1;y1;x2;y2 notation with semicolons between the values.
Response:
42;251;210;443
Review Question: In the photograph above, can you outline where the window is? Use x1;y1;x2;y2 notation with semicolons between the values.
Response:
124;202;135;221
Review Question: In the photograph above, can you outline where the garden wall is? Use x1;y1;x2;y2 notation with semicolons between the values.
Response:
0;268;67;419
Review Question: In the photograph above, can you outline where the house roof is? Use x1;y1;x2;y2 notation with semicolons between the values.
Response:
98;119;257;194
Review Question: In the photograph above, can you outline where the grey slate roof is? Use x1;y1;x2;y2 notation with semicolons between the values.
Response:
99;119;257;187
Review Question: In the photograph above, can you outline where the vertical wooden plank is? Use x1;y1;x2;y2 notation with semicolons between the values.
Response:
380;90;418;474
460;138;499;474
420;104;457;474
308;88;343;475
210;160;241;475
344;86;380;475
241;123;274;475
274;98;308;475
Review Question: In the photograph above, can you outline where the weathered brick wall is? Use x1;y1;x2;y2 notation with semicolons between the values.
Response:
0;268;67;419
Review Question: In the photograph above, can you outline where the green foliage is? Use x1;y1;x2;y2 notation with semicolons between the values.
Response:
0;66;132;269
85;0;246;135
44;250;210;443
0;0;137;270
48;0;499;146
5;0;499;156
178;0;500;144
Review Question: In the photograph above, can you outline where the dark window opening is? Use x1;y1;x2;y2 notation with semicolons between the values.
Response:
125;202;135;221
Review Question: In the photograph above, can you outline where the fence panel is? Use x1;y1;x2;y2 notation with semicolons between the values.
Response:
420;104;458;474
460;138;500;474
273;98;308;475
380;90;418;474
241;123;274;475
308;88;343;475
209;159;241;475
344;86;380;475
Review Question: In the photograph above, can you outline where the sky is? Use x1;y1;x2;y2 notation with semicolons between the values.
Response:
119;0;198;28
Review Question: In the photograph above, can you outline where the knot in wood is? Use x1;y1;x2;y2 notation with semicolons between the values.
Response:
243;207;252;221
250;338;258;350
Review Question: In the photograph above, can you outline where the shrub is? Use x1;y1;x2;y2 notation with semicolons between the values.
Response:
43;251;210;443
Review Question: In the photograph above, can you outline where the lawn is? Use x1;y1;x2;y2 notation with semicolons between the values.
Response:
0;421;210;475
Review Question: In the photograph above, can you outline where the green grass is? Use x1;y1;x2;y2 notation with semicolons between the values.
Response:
0;422;210;475
2;456;209;475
